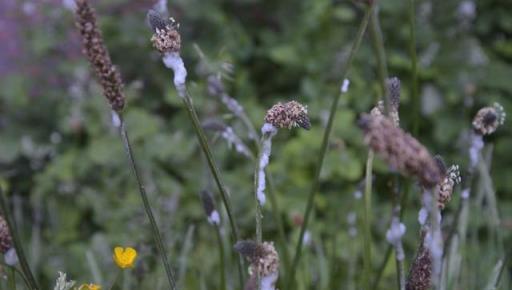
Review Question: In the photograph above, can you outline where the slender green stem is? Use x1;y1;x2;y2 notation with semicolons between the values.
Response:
214;226;226;290
119;117;177;290
362;150;374;290
180;93;245;288
286;4;375;288
408;0;419;135
373;184;409;289
266;174;290;274
0;189;39;290
8;267;16;290
107;270;121;290
369;7;390;112
0;263;30;290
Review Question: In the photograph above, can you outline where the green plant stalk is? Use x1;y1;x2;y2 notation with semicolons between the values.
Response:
119;117;177;290
0;263;30;290
286;5;376;288
214;226;226;290
408;0;420;135
372;183;409;289
369;7;390;112
107;269;121;290
9;267;16;290
179;93;245;287
361;150;374;290
0;189;39;290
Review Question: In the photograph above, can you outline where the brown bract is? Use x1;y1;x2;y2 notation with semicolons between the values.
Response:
264;101;310;130
74;0;125;112
151;27;181;54
359;114;442;188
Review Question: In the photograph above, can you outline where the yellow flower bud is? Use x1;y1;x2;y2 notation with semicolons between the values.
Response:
113;246;137;269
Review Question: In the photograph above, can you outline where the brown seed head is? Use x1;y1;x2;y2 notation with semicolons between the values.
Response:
74;0;125;111
199;190;216;218
235;240;279;277
437;165;461;210
472;103;506;135
0;215;12;254
406;230;432;290
148;10;181;54
370;77;401;127
359;114;442;188
264;100;310;130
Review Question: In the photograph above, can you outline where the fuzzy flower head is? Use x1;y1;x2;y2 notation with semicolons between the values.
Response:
359;114;442;188
74;0;125;111
0;215;12;254
113;247;137;269
79;284;102;290
437;164;461;210
472;103;506;135
148;10;181;54
264;100;310;130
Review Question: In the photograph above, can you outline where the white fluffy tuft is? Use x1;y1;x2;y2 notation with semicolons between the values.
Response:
162;52;188;97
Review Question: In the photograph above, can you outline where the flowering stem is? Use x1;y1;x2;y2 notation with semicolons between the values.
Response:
408;0;420;135
119;117;177;290
214;226;226;290
287;3;375;288
361;150;374;290
9;267;16;290
369;7;390;113
0;189;39;290
373;184;410;288
179;92;245;288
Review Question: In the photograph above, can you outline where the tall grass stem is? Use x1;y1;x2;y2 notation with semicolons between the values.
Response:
362;150;374;290
287;4;375;288
408;0;420;135
119;117;177;290
0;189;39;290
179;93;245;287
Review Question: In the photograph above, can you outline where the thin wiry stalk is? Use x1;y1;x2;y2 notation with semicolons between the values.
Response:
408;0;420;135
0;189;39;290
214;226;226;290
119;116;177;290
362;150;374;290
364;5;389;289
9;265;16;290
373;185;410;289
392;188;406;290
179;92;245;288
0;261;30;289
287;3;375;288
369;7;390;112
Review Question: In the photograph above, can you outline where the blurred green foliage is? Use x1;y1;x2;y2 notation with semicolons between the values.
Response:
0;0;511;289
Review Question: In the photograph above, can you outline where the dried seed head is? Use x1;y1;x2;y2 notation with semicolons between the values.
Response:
74;0;125;111
235;240;280;277
0;215;13;254
359;114;442;188
437;165;461;210
472;103;506;135
386;77;401;109
148;10;181;54
370;77;401;127
264;101;310;130
406;231;432;290
200;190;220;225
202;119;227;132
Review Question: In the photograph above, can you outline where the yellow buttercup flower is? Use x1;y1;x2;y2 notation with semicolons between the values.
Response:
79;283;102;290
113;246;137;269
